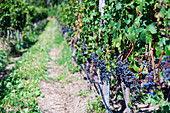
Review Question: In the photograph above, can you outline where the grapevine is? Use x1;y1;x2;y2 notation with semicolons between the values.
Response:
56;0;170;112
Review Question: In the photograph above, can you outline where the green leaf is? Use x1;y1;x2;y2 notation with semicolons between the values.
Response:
117;95;123;99
158;37;168;46
156;46;163;57
127;26;136;43
128;103;132;108
165;45;170;56
35;90;41;96
104;35;108;43
140;29;152;43
96;49;102;57
109;0;114;3
148;23;157;34
147;96;157;105
157;5;166;17
116;2;122;10
167;8;170;18
133;63;140;72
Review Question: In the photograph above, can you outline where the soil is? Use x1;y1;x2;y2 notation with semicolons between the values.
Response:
37;19;96;113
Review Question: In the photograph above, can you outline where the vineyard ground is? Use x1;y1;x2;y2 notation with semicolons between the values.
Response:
37;18;97;113
37;18;160;113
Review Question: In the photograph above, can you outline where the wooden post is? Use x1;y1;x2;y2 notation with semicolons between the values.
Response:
19;29;22;42
99;0;105;39
79;0;82;4
17;29;19;41
14;30;17;40
10;30;14;41
7;30;10;41
27;26;30;36
2;30;6;43
102;80;110;112
99;0;110;112
121;82;132;113
64;29;67;40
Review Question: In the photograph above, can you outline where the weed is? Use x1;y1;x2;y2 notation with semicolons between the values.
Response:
65;79;72;84
55;74;68;82
61;84;65;88
76;89;92;97
86;96;106;113
44;76;54;82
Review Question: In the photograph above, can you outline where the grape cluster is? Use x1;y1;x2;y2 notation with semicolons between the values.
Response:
83;52;112;84
136;55;169;98
82;41;87;49
140;58;156;96
161;56;170;81
64;27;69;32
115;60;131;85
70;29;74;34
98;59;111;84
114;60;141;99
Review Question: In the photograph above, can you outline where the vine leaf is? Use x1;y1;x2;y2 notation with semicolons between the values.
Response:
116;2;122;10
128;103;132;109
140;29;152;43
165;45;170;56
157;5;166;17
156;46;163;57
127;26;136;43
133;63;140;72
96;48;101;57
158;37;168;46
148;23;157;34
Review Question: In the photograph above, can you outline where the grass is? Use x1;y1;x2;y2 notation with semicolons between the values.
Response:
76;89;93;97
53;26;64;48
0;20;55;112
53;26;73;72
43;76;54;82
86;96;106;113
55;40;80;73
55;72;68;82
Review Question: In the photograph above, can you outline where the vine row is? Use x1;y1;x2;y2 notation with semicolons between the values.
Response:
56;0;169;112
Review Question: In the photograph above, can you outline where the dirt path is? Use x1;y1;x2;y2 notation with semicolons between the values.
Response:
37;19;96;113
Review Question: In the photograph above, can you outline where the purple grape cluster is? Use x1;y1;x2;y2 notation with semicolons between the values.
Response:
114;60;142;99
82;42;87;49
161;56;170;81
64;27;69;32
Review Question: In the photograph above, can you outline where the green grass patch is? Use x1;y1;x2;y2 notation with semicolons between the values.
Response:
55;74;68;82
55;41;73;71
53;25;64;48
52;23;73;72
43;76;54;82
86;96;106;113
76;89;93;97
0;20;55;112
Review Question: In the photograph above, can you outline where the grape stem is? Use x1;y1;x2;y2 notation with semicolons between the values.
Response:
105;50;115;61
157;50;164;90
151;48;156;79
139;55;144;83
124;44;134;62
